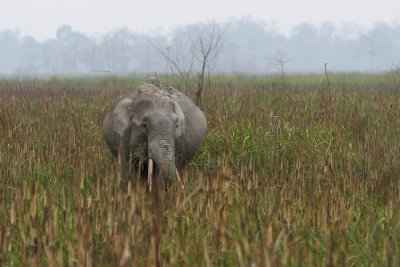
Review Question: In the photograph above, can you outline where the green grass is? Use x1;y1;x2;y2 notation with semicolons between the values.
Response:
0;74;399;266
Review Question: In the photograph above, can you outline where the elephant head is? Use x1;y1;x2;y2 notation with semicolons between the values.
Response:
104;86;186;182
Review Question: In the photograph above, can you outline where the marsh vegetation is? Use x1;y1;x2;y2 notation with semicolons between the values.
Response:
0;74;399;266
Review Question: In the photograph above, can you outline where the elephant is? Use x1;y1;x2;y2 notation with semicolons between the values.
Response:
102;79;207;185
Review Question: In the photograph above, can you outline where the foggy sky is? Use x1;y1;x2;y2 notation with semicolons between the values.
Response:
2;0;400;41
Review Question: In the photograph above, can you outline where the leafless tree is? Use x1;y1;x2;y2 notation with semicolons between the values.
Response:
151;22;225;106
191;22;225;105
267;49;291;85
150;39;194;88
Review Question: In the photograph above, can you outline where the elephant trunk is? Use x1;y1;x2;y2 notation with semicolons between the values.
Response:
148;135;176;181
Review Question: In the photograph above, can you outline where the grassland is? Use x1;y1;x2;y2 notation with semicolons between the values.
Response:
0;74;399;266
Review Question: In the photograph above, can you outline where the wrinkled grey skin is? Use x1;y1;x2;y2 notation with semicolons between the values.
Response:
102;81;207;181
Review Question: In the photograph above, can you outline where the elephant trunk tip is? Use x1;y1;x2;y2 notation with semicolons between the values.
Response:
160;164;176;182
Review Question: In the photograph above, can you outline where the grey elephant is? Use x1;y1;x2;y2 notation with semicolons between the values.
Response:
102;80;207;184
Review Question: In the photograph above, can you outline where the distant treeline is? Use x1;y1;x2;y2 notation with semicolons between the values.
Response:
1;18;400;75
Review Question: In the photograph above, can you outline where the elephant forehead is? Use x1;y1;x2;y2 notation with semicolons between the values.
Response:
145;109;175;129
132;97;155;111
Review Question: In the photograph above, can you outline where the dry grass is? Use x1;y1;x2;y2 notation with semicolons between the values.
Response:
0;74;399;266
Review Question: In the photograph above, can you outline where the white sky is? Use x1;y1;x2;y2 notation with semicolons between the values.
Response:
1;0;400;41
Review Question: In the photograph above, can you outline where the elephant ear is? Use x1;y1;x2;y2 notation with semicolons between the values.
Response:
173;101;185;138
112;98;133;137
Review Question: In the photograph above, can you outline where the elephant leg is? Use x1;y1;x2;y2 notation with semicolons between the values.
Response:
117;146;126;184
117;138;130;184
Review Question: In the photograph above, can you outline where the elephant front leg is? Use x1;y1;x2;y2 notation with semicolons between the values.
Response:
117;138;130;185
117;144;126;184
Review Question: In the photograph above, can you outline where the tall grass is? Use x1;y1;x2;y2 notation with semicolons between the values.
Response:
0;74;399;266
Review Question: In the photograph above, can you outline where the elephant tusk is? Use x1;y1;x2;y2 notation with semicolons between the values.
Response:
148;158;154;192
176;169;184;189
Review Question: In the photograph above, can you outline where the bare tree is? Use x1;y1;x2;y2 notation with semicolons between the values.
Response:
267;49;291;86
151;21;225;106
191;22;225;105
150;39;194;88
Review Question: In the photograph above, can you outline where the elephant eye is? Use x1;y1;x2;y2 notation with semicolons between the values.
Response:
142;122;148;129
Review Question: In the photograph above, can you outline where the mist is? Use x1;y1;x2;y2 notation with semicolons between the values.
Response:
1;17;400;76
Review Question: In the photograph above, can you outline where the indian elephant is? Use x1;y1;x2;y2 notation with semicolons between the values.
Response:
102;79;207;184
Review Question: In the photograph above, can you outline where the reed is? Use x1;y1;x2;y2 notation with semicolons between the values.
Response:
0;74;399;266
